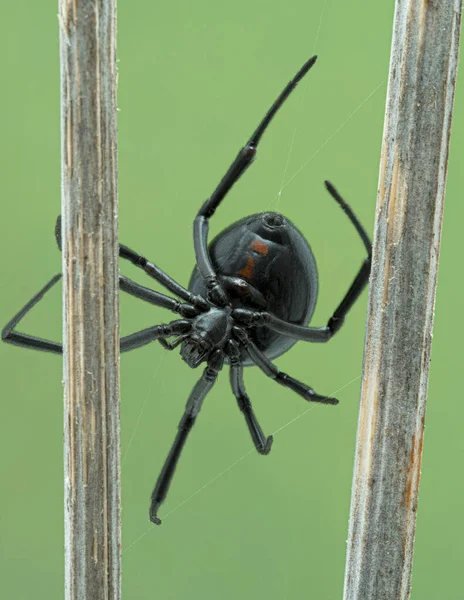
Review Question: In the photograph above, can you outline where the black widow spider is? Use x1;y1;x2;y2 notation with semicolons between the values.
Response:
2;55;371;525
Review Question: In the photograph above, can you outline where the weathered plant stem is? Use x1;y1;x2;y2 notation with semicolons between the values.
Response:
343;2;462;599
59;1;120;599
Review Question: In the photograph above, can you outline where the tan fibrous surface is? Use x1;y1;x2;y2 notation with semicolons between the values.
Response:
344;2;462;599
59;1;121;599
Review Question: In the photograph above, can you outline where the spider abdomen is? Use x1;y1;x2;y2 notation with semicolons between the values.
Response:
189;211;318;362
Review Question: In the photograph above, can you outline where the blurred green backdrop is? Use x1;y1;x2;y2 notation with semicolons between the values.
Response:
1;1;462;599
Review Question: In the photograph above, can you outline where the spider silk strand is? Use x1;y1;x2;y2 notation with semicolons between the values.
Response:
122;374;361;554
277;81;385;197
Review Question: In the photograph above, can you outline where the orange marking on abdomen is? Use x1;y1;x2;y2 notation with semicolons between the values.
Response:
250;239;269;255
238;256;256;279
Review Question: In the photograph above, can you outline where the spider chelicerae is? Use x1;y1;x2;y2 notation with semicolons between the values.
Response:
2;55;371;525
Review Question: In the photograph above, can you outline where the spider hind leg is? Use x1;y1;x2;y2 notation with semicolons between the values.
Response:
226;339;273;455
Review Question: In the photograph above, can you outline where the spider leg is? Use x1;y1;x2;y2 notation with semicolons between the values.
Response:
120;320;191;353
158;335;189;351
193;56;318;307
2;267;193;355
120;275;201;318
2;274;63;354
226;339;273;455
149;349;224;525
233;327;338;406
233;182;372;342
120;276;199;351
55;215;208;311
119;243;208;311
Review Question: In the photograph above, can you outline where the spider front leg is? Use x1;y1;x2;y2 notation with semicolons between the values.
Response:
119;275;201;318
119;243;209;312
233;327;338;406
193;56;318;307
2;270;193;356
226;340;273;455
149;349;224;525
2;274;63;354
55;215;208;312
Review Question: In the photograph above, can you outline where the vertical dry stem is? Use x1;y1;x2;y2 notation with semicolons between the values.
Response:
343;1;462;599
59;1;120;599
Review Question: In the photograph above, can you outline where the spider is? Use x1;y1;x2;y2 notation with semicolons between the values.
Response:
2;55;371;525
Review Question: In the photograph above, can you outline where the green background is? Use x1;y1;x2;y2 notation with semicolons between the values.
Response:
1;1;462;599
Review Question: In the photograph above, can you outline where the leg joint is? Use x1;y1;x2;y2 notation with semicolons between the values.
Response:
179;414;195;431
237;393;252;411
327;317;343;335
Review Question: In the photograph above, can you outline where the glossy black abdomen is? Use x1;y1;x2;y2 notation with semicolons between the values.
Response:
189;212;318;362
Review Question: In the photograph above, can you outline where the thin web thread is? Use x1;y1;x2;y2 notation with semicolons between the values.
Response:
122;373;361;554
271;1;328;213
266;80;384;216
121;351;167;466
277;81;385;196
313;0;329;54
272;127;298;212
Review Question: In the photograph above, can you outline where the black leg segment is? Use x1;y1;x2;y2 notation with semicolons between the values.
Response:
233;327;338;405
2;274;63;354
193;56;318;306
324;180;372;335
119;275;200;318
119;243;208;312
55;215;208;311
2;271;194;356
149;349;224;525
226;340;273;455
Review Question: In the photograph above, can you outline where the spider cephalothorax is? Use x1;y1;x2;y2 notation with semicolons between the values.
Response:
180;306;233;368
2;55;372;526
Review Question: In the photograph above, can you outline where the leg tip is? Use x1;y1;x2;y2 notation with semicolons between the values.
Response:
55;215;62;250
259;435;274;455
325;397;339;406
149;501;162;526
296;55;318;81
319;395;339;406
308;391;339;406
